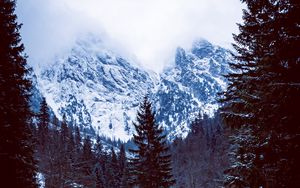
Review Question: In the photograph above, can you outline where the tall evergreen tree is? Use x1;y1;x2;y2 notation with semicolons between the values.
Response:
79;136;94;187
119;144;126;172
129;96;175;188
0;0;37;187
119;144;129;188
57;115;73;186
94;135;103;160
109;147;121;187
93;136;104;188
74;125;82;154
171;114;229;188
221;0;300;187
35;98;54;185
37;97;49;151
94;163;104;188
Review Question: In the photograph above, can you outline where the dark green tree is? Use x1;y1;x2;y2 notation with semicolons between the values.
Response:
94;135;103;160
37;97;49;151
60;115;70;145
79;136;94;187
69;125;83;185
129;96;175;188
109;147;121;187
56;115;74;187
221;0;300;187
44;127;62;187
74;125;82;154
35;98;54;185
171;113;229;187
94;162;104;188
119;144;129;188
93;135;105;188
0;0;37;187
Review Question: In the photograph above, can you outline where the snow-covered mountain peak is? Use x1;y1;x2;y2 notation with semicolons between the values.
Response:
192;39;213;49
175;47;187;66
36;35;156;140
34;35;236;141
153;40;235;139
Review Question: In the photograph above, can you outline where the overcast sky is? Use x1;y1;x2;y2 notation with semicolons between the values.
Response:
16;0;243;73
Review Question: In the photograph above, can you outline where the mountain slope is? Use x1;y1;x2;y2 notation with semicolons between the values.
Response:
154;40;234;139
36;36;156;140
34;35;235;141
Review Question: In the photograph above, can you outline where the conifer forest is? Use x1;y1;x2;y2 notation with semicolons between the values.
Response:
0;0;299;187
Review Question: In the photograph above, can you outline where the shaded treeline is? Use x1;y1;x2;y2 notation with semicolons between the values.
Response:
33;98;129;188
171;113;229;188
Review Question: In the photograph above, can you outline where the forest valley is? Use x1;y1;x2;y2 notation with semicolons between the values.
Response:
32;97;228;187
0;0;299;188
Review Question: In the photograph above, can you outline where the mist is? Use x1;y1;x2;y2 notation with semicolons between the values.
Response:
16;0;243;73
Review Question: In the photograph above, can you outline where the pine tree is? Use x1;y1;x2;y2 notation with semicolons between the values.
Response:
119;144;129;188
74;125;82;154
69;125;83;185
119;144;126;171
109;147;121;187
94;163;104;188
93;135;114;188
0;0;37;187
129;96;175;188
94;135;103;160
57;115;74;186
171;114;229;187
93;135;104;187
37;97;49;152
44;121;61;187
79;136;94;187
221;0;300;187
67;124;77;184
60;114;69;144
35;98;54;185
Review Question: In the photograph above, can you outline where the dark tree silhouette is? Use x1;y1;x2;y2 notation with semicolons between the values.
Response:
221;0;300;187
37;97;49;152
119;144;130;188
171;113;229;188
79;136;94;187
108;147;121;187
129;96;175;188
0;0;37;187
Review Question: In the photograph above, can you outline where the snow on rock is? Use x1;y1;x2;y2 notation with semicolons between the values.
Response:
34;35;236;141
36;35;155;140
36;172;45;188
153;40;235;139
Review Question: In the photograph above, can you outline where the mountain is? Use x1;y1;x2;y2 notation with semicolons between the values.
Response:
33;35;235;141
35;35;156;140
154;40;234;139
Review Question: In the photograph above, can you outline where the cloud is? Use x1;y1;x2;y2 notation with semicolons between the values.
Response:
16;0;243;72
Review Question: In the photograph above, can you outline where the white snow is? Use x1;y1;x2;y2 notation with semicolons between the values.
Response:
34;36;235;141
36;172;45;188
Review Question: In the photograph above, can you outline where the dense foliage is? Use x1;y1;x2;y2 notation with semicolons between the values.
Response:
129;96;175;188
171;113;229;188
34;101;129;187
0;0;37;187
2;1;298;187
221;0;300;187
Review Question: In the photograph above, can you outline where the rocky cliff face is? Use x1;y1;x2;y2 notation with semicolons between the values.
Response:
154;40;234;139
33;35;235;141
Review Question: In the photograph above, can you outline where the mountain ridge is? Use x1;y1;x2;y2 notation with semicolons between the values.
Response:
32;35;236;141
